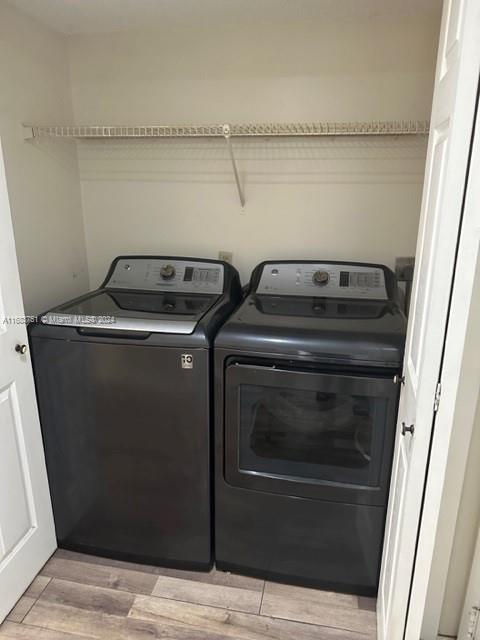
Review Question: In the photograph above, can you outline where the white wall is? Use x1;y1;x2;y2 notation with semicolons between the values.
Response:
0;1;88;314
68;14;440;286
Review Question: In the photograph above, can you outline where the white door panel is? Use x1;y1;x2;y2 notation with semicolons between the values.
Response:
0;383;36;556
377;0;480;638
0;138;56;621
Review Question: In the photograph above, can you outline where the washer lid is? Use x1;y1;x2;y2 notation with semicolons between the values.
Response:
254;295;389;320
41;290;218;334
216;294;406;366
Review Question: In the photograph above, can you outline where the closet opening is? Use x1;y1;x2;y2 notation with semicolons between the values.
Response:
4;2;478;640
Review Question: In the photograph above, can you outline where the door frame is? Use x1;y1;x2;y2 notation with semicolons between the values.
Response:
405;78;480;639
458;521;480;639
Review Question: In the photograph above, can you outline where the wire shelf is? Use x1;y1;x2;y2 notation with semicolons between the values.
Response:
24;120;430;140
22;119;430;208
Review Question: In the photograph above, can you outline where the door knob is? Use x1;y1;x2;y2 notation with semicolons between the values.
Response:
401;422;414;436
15;344;28;355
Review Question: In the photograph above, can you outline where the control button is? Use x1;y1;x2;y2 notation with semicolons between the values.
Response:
160;264;176;280
163;299;176;311
313;302;326;314
312;270;330;286
271;268;279;275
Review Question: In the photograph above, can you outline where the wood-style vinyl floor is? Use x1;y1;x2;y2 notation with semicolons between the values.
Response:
0;549;377;639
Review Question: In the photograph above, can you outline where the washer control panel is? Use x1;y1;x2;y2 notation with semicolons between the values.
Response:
256;262;388;300
105;258;224;294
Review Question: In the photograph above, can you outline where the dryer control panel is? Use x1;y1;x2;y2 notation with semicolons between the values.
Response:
105;258;224;294
256;262;388;300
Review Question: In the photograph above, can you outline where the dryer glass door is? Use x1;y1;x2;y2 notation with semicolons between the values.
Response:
224;363;399;505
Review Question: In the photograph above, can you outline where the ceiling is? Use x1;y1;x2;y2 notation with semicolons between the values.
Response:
7;0;442;35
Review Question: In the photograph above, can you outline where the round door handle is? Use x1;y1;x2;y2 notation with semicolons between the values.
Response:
15;344;28;355
401;422;415;436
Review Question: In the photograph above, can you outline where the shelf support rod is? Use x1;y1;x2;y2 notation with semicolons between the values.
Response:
223;124;245;208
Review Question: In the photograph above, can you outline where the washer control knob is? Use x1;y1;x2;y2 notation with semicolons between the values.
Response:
160;264;176;280
312;270;330;286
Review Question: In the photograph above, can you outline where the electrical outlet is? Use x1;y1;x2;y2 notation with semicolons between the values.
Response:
395;256;415;282
219;251;233;264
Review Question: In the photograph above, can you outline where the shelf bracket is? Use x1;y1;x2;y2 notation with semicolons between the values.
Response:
223;124;245;208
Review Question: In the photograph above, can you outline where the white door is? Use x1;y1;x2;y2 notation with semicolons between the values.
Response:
0;139;56;621
377;1;480;638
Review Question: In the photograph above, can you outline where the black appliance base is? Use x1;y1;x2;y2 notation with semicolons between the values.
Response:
57;540;212;573
215;483;385;597
215;560;377;597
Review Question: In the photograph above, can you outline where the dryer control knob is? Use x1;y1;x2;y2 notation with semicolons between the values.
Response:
160;264;176;280
312;270;330;286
